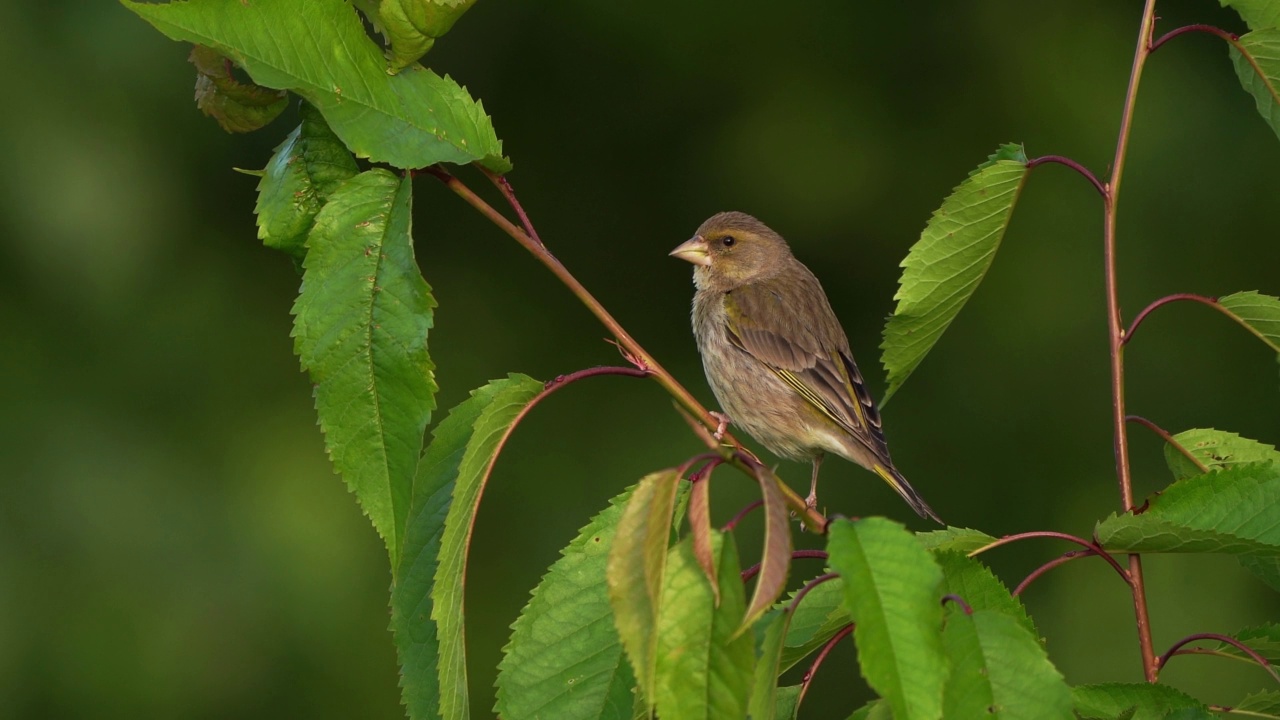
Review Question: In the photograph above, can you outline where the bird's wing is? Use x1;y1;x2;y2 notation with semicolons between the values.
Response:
723;281;891;461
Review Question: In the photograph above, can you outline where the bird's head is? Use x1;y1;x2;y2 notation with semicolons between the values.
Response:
669;211;791;291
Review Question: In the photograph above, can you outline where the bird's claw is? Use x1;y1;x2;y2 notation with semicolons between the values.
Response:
804;491;819;511
710;411;731;441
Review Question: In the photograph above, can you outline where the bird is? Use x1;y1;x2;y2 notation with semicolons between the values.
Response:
670;211;941;523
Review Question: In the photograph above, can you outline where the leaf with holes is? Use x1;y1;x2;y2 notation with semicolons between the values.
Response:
1165;428;1280;481
880;144;1029;402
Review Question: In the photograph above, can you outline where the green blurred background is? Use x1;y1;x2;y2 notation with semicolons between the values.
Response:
2;0;1277;717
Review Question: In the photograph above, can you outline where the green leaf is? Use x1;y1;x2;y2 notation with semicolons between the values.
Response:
1241;554;1280;591
1222;0;1280;32
917;526;999;554
1233;31;1280;143
1095;462;1280;554
773;686;801;720
607;469;684;709
880;143;1029;402
828;517;946;720
256;102;360;265
1072;683;1209;720
389;379;511;719
941;608;1071;719
121;0;510;172
377;0;478;72
777;576;850;673
847;699;892;720
1234;690;1280;716
495;483;641;720
1218;291;1280;353
1165;428;1280;481
654;532;755;720
935;552;1037;636
1216;623;1280;662
749;608;792;720
291;169;436;567
188;44;287;132
430;374;544;720
742;465;793;633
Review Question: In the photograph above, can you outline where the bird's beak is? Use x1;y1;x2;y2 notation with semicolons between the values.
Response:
669;235;711;266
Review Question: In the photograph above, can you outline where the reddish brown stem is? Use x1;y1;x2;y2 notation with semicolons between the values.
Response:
1122;293;1222;346
1156;633;1280;685
482;170;544;247
795;624;854;712
1125;415;1209;473
742;550;828;583
941;594;974;615
969;531;1131;587
721;500;764;532
1014;550;1092;596
1149;24;1239;53
1027;155;1107;197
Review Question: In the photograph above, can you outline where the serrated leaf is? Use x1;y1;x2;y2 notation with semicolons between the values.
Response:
880;143;1029;402
941;609;1071;719
1241;554;1280;591
776;576;850;673
741;465;793;634
749;607;792;720
256;102;360;265
773;685;801;720
1218;291;1280;353
607;469;684;711
1072;683;1209;720
122;0;510;171
1233;31;1280;143
828;517;946;720
1095;462;1280;554
389;379;509;719
935;552;1037;636
1216;623;1280;662
917;526;999;554
291;169;435;567
377;0;478;72
495;483;641;720
188;44;287;132
1234;690;1280;716
1222;0;1280;32
654;533;755;720
688;475;718;605
1165;428;1280;481
430;374;544;720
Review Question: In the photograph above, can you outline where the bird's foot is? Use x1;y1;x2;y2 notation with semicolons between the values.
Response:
804;490;819;511
710;411;731;441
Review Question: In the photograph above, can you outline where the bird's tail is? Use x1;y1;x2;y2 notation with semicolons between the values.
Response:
874;464;943;525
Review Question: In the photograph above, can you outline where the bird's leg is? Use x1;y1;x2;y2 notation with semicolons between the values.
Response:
710;411;732;441
805;454;824;510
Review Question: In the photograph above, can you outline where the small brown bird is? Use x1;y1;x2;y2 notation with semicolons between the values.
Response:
671;211;941;523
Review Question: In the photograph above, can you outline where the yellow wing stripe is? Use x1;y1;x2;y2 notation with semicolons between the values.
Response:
771;368;850;430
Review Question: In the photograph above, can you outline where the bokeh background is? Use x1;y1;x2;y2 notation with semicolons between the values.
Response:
2;0;1278;717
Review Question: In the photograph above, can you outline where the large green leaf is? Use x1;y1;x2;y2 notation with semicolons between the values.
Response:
880;144;1029;402
121;0;510;171
1095;462;1280;554
653;533;755;720
291;169;436;567
256;101;360;265
1072;683;1209;720
917;526;999;554
1232;31;1280;143
1165;428;1280;481
495;484;640;720
606;469;684;710
749;607;792;720
941;609;1071;719
935;552;1036;636
828;518;946;720
430;374;544;720
389;379;512;719
1218;291;1280;353
1223;0;1280;32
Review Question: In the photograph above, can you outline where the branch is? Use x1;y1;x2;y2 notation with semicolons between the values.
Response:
1156;633;1280;685
1125;415;1209;473
1149;24;1239;54
742;550;829;583
1122;293;1222;346
795;624;855;713
1027;155;1107;198
968;530;1131;586
1013;549;1092;596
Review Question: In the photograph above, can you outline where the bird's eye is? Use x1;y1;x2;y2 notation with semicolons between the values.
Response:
721;235;736;247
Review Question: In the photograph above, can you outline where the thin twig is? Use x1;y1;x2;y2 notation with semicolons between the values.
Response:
795;624;855;712
1156;633;1280;685
941;594;974;614
969;530;1131;586
480;169;544;247
1013;550;1092;596
742;550;829;583
1027;155;1107;198
1125;415;1209;473
1149;24;1239;53
1122;293;1222;345
1106;0;1160;681
721;500;764;532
